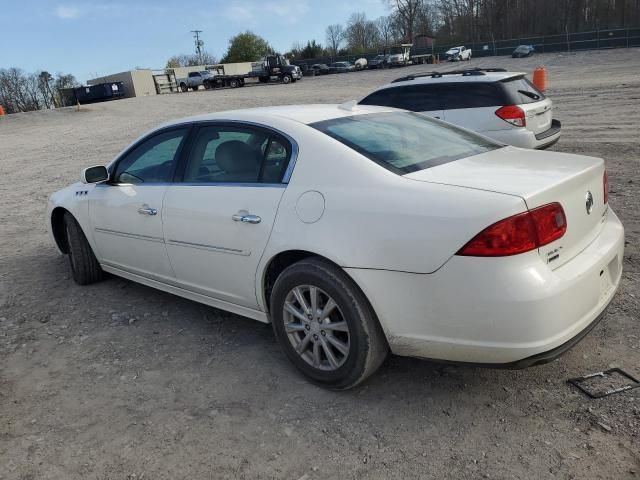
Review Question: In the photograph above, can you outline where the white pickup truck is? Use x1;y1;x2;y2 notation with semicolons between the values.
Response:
445;46;472;62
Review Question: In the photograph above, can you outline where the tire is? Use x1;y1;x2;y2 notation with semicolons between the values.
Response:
180;83;188;92
229;79;239;88
64;212;103;285
281;74;292;84
270;258;388;390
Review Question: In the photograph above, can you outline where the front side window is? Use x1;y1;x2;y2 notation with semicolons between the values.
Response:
113;128;188;184
311;112;499;175
182;125;291;184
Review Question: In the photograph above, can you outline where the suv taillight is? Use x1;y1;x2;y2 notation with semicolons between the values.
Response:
457;203;567;257
603;170;609;205
495;105;526;127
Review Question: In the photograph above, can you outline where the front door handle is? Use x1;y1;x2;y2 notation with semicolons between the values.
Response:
232;213;261;224
137;206;157;216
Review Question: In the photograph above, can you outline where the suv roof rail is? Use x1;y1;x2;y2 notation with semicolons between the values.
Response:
391;68;508;83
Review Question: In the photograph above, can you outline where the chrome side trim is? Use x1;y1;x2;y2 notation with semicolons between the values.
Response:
94;227;164;243
167;239;249;256
96;182;287;188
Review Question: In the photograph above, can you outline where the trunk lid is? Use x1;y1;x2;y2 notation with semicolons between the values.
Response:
521;98;553;135
405;147;608;269
500;75;552;135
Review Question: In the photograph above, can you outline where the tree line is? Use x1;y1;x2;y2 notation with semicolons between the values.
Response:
287;0;639;59
0;69;78;114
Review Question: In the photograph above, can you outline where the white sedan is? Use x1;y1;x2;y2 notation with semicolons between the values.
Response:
47;104;624;389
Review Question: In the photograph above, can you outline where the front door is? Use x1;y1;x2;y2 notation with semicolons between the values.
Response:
89;126;190;282
162;123;293;308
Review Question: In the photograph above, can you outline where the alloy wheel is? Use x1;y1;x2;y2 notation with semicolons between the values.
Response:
282;285;350;371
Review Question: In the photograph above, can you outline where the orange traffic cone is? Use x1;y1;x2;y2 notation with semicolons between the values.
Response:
533;66;546;92
0;105;5;116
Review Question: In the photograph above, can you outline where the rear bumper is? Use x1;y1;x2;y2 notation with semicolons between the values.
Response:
481;119;561;149
346;209;624;364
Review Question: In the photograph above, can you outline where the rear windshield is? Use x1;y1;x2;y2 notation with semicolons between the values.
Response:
310;112;500;175
501;77;545;104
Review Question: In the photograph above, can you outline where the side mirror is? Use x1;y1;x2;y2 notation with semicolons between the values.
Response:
81;165;109;184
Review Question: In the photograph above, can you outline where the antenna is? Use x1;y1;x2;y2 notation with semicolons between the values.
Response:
191;30;204;65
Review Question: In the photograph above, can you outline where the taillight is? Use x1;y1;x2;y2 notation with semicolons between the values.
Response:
495;105;526;127
603;170;609;204
457;203;567;257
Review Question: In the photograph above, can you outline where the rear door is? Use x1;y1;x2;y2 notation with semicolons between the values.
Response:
359;85;445;119
162;122;294;309
500;76;552;135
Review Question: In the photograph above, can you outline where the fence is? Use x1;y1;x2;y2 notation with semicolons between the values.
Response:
295;27;640;66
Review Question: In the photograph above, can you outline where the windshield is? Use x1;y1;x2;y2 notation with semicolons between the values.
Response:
515;46;529;53
310;112;500;175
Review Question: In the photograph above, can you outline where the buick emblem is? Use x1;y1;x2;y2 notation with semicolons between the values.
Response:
585;191;594;215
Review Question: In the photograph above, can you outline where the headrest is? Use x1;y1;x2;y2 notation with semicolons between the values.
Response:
215;140;260;174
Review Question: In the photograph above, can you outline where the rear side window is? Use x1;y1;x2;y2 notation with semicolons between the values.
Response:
311;112;499;175
440;83;507;109
500;77;545;104
360;85;444;112
361;82;508;112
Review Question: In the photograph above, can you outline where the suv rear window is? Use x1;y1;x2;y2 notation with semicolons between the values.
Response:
310;112;499;175
500;76;545;104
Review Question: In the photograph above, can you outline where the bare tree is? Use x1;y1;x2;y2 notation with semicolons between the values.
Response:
166;51;218;68
345;13;381;52
376;15;396;46
38;71;55;109
325;24;345;56
387;0;422;42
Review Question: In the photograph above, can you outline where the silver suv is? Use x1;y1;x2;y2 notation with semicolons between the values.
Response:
359;68;561;149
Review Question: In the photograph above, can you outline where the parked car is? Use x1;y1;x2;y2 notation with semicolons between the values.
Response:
48;104;622;389
359;68;561;149
177;71;215;92
513;45;535;58
329;62;355;73
354;58;368;70
298;64;316;77
445;46;472;61
368;55;387;69
311;64;330;75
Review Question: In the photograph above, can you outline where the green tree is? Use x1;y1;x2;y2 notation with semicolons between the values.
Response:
221;31;272;63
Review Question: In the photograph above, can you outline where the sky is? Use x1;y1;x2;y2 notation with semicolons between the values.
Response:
0;0;388;83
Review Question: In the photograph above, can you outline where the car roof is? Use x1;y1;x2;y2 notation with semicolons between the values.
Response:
375;70;524;89
158;104;399;129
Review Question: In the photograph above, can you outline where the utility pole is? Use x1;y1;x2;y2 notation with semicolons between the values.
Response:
191;30;204;65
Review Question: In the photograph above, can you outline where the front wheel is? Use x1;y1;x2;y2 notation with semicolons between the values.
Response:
281;74;292;84
270;258;388;390
64;212;103;285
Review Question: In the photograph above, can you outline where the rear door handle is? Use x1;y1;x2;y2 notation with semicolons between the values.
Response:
137;206;157;216
232;213;261;224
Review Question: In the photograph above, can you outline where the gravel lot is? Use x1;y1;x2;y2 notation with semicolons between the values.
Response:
1;48;639;479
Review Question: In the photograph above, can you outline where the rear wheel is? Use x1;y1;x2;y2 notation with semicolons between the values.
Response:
229;78;239;88
64;213;103;285
270;258;388;390
180;83;188;92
